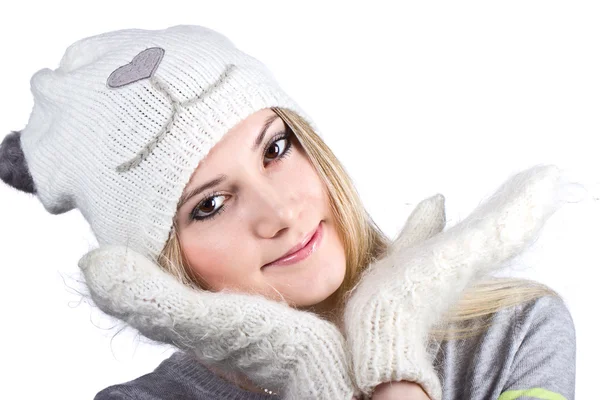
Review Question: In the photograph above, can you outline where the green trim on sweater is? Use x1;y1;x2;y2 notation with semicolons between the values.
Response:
498;388;567;400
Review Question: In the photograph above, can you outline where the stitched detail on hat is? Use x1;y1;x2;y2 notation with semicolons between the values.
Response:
115;64;235;172
107;47;165;88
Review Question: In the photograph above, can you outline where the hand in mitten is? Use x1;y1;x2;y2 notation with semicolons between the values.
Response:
345;193;447;400
344;164;585;400
78;246;358;400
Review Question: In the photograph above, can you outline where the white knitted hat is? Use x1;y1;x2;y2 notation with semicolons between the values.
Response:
1;25;314;261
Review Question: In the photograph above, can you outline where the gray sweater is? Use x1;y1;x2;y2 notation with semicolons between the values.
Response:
95;295;575;400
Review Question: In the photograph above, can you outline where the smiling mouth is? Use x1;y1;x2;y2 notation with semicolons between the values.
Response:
262;221;324;268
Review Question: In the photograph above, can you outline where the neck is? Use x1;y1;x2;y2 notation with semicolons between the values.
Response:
298;290;343;327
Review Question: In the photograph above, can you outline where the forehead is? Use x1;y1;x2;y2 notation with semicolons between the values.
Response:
191;108;282;173
225;108;280;144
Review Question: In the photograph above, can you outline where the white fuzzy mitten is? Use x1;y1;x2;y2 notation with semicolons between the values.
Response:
344;164;585;399
78;246;358;400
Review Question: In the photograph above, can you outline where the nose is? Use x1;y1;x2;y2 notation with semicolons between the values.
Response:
248;175;301;239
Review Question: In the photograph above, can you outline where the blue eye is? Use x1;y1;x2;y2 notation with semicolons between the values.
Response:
190;129;295;222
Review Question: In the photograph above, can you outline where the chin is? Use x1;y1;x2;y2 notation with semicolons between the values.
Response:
259;270;344;308
263;219;347;308
284;268;346;308
289;290;338;308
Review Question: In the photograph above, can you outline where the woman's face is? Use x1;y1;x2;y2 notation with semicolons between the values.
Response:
174;108;346;307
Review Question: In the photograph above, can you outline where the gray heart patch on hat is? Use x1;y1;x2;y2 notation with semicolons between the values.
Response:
107;47;165;88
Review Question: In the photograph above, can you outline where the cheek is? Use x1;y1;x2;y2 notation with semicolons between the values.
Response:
179;228;252;291
289;154;327;205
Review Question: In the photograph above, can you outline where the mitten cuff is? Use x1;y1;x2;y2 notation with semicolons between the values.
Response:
346;296;442;400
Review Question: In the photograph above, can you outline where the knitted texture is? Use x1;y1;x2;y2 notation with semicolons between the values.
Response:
78;245;358;400
5;24;587;400
343;164;585;399
17;25;313;262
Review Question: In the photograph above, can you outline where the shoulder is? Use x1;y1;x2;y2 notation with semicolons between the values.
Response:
512;293;575;336
503;295;576;396
442;293;575;354
475;293;575;352
93;352;202;400
93;351;275;400
491;293;575;349
497;294;576;369
436;294;576;400
494;295;575;400
94;386;135;400
93;367;189;400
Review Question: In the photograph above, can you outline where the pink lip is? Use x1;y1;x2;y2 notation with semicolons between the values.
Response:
263;222;323;268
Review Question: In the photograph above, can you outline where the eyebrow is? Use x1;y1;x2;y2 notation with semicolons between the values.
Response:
176;114;281;211
252;114;279;151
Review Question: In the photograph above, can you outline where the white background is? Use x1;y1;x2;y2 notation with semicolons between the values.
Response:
1;1;598;399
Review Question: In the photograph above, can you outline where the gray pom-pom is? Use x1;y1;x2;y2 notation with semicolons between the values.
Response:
0;131;36;194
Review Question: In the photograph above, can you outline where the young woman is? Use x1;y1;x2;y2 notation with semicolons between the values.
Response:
0;25;578;400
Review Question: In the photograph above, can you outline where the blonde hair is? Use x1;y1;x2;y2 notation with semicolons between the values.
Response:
157;107;557;341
